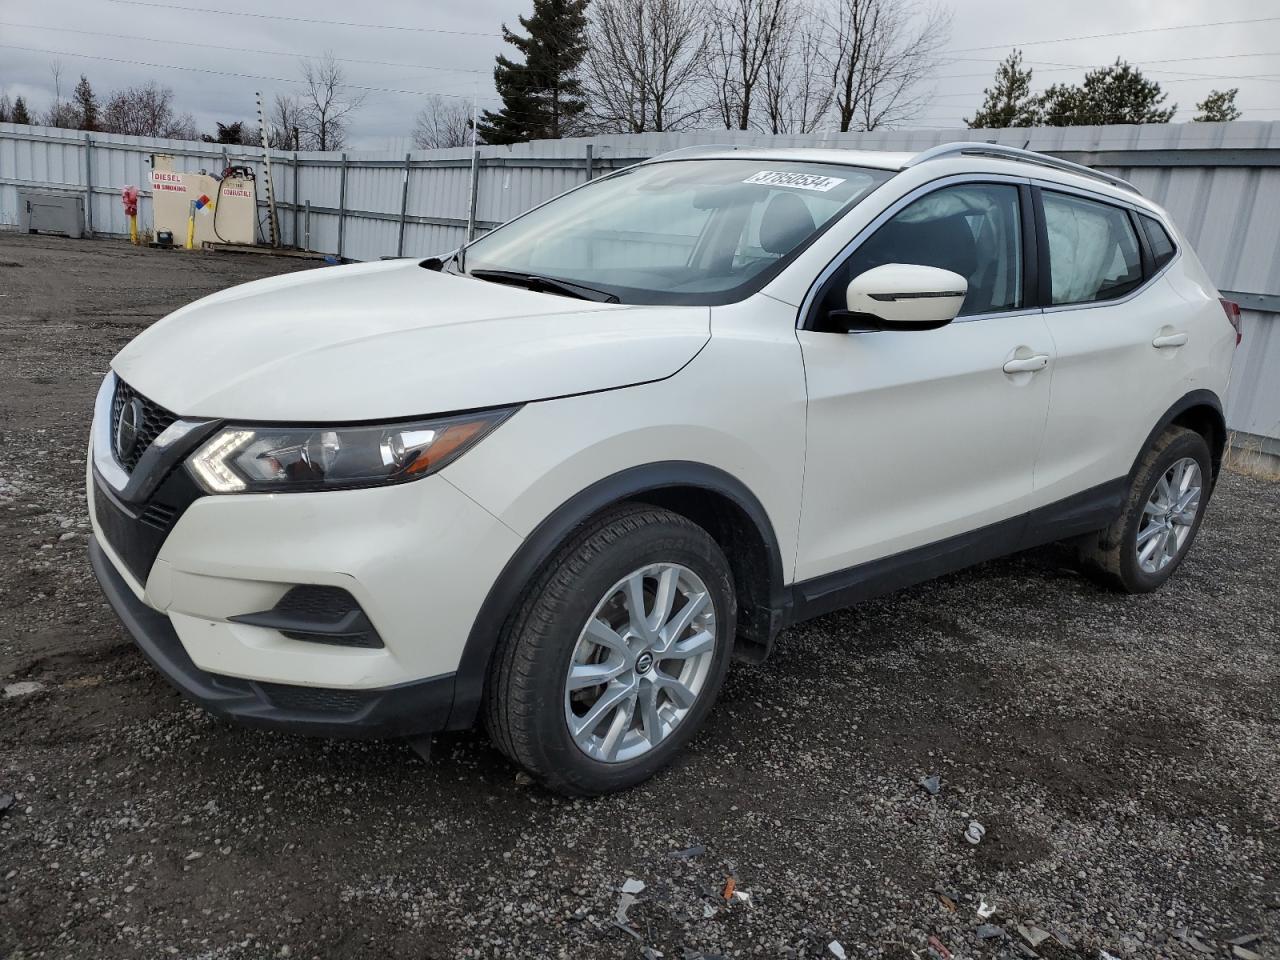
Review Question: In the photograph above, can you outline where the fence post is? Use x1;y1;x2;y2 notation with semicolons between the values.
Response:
337;152;348;260
397;152;411;257
585;143;594;182
304;200;311;251
466;149;481;242
83;133;94;237
292;152;300;249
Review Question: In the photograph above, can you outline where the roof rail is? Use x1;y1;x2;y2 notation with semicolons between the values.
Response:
645;144;743;163
904;142;1141;196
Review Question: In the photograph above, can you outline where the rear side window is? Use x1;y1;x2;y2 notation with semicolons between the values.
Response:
1043;191;1143;305
1140;214;1177;270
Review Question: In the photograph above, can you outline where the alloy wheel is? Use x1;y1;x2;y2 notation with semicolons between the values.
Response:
1136;456;1202;574
564;562;718;764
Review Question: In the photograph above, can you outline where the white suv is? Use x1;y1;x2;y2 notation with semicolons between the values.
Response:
89;143;1240;794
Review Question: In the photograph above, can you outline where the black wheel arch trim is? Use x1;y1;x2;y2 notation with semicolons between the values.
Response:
1132;389;1226;486
445;461;787;730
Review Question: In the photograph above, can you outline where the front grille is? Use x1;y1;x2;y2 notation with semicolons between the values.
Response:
111;378;179;473
257;682;368;715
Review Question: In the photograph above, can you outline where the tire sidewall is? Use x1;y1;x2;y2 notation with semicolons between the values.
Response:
522;516;736;794
1118;431;1212;592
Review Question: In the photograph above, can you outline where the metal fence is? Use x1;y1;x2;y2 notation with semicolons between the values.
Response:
1;120;1277;448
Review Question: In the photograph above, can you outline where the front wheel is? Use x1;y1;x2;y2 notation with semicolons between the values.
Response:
485;504;736;795
1078;426;1212;593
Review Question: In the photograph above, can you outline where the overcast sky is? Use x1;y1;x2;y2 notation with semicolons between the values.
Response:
1;0;1277;147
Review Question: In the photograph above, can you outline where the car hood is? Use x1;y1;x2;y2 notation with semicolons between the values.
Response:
111;259;710;421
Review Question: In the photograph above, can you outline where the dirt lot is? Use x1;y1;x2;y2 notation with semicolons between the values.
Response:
0;232;1277;960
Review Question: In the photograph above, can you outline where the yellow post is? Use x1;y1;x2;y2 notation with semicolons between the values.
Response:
185;200;196;250
129;214;139;246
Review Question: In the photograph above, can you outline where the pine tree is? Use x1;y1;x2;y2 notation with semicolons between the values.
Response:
1194;88;1241;123
1038;59;1175;126
11;96;31;125
73;75;99;131
966;50;1039;128
0;95;10;123
478;0;590;145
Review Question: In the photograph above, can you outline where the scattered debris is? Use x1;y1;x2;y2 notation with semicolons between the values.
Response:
927;934;952;959
721;877;736;900
3;681;44;699
621;878;646;894
731;889;752;907
643;948;662;960
1174;927;1215;955
977;925;1007;941
614;877;646;940
184;851;203;861
934;889;959;912
918;774;941;796
1017;924;1052;948
1100;951;1123;960
964;821;986;845
0;794;13;818
977;899;996;919
668;845;706;860
1229;935;1263;947
1052;928;1076;949
1231;947;1262;960
702;903;718;920
514;771;535;786
828;941;847;959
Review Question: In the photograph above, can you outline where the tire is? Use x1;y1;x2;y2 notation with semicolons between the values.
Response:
1078;426;1212;593
485;503;736;796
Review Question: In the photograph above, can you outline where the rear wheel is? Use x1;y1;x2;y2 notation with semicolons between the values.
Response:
1078;426;1212;593
485;504;735;795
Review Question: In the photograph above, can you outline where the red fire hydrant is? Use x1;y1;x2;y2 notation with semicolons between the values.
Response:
121;185;140;245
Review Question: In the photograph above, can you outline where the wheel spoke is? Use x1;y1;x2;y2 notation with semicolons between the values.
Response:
657;591;709;652
624;572;651;639
648;566;678;634
1155;474;1172;507
653;674;698;709
567;660;623;691
639;682;664;746
584;617;629;657
663;629;715;662
570;680;633;740
1138;529;1164;565
1136;521;1165;546
1162;526;1180;564
598;695;636;761
1143;499;1165;517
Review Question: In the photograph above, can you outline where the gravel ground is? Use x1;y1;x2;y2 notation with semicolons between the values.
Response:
1;232;1277;960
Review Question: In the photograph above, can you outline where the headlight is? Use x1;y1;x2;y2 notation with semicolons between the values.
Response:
187;408;515;494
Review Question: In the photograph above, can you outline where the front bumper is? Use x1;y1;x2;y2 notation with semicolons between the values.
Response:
91;538;454;737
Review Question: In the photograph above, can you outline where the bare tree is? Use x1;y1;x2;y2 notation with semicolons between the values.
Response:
705;0;790;131
412;95;473;149
761;2;833;133
298;51;365;150
825;0;949;132
268;94;305;149
101;82;197;138
43;60;80;128
584;0;710;133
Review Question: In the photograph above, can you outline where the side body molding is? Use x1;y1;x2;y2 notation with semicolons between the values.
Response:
445;461;787;729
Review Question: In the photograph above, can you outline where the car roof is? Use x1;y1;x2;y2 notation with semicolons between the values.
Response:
645;146;915;172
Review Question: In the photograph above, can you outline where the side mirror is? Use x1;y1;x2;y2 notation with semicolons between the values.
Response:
827;263;967;333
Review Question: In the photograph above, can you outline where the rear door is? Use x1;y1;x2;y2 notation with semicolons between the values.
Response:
794;178;1056;583
1029;187;1200;509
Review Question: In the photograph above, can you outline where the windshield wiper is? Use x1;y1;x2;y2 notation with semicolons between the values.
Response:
468;269;620;304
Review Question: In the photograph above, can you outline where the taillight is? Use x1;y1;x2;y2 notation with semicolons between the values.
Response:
1220;298;1242;347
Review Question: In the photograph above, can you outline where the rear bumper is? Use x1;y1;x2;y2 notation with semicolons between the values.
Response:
90;538;454;738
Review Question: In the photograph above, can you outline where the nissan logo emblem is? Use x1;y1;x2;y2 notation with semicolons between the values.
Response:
114;397;144;462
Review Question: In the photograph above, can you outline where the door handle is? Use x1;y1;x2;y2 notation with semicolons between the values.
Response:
1152;332;1188;348
1003;354;1050;374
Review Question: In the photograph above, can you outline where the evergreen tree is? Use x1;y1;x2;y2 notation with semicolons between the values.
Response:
202;121;249;144
1038;59;1175;126
1194;88;1241;122
11;96;31;125
73;74;99;130
0;95;10;123
478;0;590;144
966;50;1039;128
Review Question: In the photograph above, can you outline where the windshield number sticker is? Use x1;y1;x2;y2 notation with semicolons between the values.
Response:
743;170;846;192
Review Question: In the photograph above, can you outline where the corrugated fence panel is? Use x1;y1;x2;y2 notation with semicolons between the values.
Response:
2;120;1276;441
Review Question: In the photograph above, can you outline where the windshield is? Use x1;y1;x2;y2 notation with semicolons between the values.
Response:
456;158;892;306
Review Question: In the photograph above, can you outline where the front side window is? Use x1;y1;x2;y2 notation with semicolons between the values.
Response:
457;159;891;305
819;183;1024;319
1043;191;1143;305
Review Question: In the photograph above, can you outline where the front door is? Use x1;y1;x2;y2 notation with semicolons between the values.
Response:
794;180;1054;583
